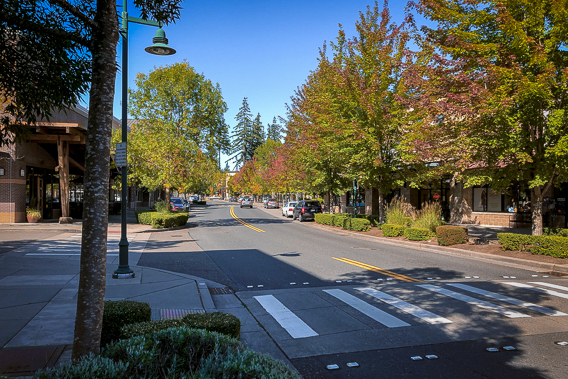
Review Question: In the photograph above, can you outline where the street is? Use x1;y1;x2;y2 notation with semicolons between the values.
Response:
139;201;568;378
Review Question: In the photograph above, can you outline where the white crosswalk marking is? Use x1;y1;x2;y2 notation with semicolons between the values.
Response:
254;295;318;338
26;234;135;256
504;282;568;300
449;283;567;316
324;289;410;328
529;282;568;293
418;284;530;318
356;287;453;324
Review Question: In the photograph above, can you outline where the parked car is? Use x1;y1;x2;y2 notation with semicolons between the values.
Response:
210;195;221;200
183;199;190;210
264;198;279;209
282;201;297;218
170;197;185;211
292;200;322;222
240;197;253;208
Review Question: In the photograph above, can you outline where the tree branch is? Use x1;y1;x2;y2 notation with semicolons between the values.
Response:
47;0;96;29
2;15;92;48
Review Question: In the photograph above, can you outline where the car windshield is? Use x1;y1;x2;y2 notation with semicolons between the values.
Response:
304;201;320;207
289;202;297;207
171;199;183;204
269;198;277;202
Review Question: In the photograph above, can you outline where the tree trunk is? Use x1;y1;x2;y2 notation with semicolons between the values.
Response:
72;0;119;360
378;187;385;224
165;186;171;204
57;137;70;218
531;186;544;236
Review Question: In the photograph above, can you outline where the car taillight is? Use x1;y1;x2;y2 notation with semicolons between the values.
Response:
301;207;305;213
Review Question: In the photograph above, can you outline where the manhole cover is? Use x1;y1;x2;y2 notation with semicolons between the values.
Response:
0;345;65;375
209;287;233;295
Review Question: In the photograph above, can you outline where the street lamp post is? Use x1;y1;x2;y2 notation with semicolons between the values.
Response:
113;2;176;279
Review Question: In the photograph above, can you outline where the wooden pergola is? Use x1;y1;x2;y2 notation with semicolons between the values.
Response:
27;121;86;222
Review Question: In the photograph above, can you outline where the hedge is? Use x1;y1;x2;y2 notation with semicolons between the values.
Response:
381;224;406;237
543;227;568;237
101;300;151;347
182;312;241;340
344;218;371;232
315;213;333;225
149;212;189;228
498;233;568;258
35;327;300;379
404;227;433;241
333;213;352;227
436;225;468;246
135;209;155;223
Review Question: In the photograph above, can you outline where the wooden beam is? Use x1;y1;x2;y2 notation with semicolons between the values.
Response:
58;136;70;219
29;134;85;143
69;156;85;171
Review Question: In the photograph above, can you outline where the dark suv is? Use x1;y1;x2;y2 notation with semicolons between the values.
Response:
292;200;322;222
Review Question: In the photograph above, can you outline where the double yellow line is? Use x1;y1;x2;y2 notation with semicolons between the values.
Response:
333;257;422;282
230;206;265;233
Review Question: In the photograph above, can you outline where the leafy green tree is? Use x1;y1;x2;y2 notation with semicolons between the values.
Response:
407;0;568;235
126;62;229;203
1;0;183;359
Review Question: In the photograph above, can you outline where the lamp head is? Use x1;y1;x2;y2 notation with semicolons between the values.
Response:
145;28;176;55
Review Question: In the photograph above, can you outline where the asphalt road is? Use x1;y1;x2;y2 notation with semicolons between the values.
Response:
0;230;68;256
138;201;568;379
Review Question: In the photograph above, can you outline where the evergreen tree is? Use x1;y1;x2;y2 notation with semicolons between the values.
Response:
229;97;253;169
250;113;265;156
266;116;284;142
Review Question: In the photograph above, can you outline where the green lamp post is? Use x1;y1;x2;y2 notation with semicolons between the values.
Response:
113;2;176;279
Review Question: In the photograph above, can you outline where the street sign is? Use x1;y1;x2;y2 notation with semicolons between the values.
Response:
115;142;127;167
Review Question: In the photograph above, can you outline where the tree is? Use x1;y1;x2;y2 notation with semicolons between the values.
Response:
127;62;230;202
407;0;568;235
250;113;265;155
266;116;284;142
1;0;183;359
229;97;253;169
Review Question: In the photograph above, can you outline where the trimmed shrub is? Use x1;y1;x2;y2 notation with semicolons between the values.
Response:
135;210;155;224
36;327;300;379
343;218;371;232
381;223;406;237
154;201;170;213
543;227;568;237
529;236;568;258
404;227;433;241
121;319;183;339
332;213;352;227
182;312;241;340
150;212;189;228
315;213;333;225
436;225;468;246
497;233;532;251
101;300;151;347
412;201;443;232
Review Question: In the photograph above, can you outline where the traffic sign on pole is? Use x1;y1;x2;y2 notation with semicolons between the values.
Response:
115;142;127;167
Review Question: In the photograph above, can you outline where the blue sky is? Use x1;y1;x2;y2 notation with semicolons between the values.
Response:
111;0;415;167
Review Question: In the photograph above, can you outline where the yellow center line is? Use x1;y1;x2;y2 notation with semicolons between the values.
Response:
230;206;265;233
333;257;422;283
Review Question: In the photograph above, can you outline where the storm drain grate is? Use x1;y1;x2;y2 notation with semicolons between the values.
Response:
209;287;233;295
160;308;205;320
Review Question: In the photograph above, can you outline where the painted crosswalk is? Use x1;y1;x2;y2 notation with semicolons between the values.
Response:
251;281;568;340
26;233;136;256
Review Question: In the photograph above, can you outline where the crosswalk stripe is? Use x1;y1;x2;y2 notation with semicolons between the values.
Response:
323;289;410;328
26;253;119;256
254;295;318;338
449;283;567;316
418;284;530;318
529;282;568;293
356;287;452;324
504;282;568;300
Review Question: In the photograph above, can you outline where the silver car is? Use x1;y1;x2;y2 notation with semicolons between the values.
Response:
240;197;253;208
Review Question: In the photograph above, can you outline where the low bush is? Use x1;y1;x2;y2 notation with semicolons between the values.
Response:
498;233;568;258
182;312;241;340
101;300;151;347
358;214;380;227
121;319;182;339
150;212;189;228
385;196;413;226
497;233;532;251
135;210;155;224
344;218;371;232
154;201;170;213
436;225;468;246
36;327;300;379
315;213;333;225
381;224;406;237
332;213;352;227
192;200;207;205
543;227;568;237
404;227;433;241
